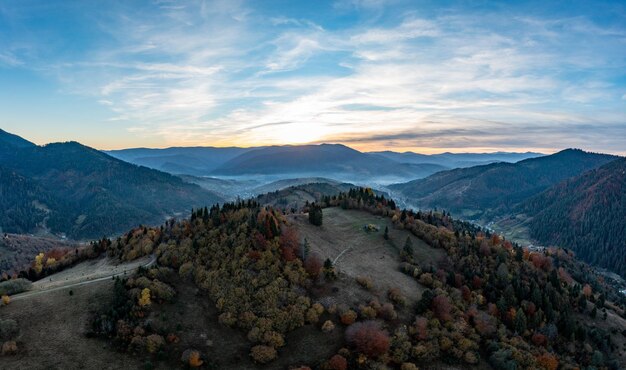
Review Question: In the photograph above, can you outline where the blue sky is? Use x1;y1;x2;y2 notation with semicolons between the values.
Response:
1;0;625;154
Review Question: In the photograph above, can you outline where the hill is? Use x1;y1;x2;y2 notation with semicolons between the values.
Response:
515;158;626;276
372;150;542;168
2;189;625;369
255;182;355;210
0;130;223;240
212;144;447;181
390;149;618;219
106;146;253;175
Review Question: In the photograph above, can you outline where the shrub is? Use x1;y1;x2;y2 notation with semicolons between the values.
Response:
360;305;377;319
146;334;165;353
345;320;390;357
250;345;277;364
356;276;373;290
0;319;19;341
328;354;348;370
181;349;203;368
378;303;397;321
401;363;419;370
1;341;17;356
388;288;406;307
322;320;335;332
0;279;32;296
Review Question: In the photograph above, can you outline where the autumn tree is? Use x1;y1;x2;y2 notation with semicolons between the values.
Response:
304;253;323;279
328;354;348;370
1;295;9;306
345;320;390;357
432;294;452;322
138;288;151;307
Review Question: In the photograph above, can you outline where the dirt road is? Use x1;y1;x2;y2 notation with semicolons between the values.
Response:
11;255;156;301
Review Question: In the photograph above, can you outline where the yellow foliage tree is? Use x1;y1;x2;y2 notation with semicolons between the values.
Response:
189;351;203;367
138;288;151;307
34;252;44;273
1;295;10;306
46;257;56;267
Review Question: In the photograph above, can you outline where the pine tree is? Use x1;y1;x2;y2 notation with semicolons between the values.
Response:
384;226;389;240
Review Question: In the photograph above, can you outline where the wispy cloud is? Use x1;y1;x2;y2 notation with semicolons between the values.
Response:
1;0;625;153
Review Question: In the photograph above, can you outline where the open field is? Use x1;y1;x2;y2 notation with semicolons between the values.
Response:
1;279;150;370
289;207;446;308
11;255;155;302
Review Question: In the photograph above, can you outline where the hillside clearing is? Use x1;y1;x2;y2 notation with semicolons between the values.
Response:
289;207;445;308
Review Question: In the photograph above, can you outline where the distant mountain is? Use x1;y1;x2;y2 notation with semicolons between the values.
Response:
106;147;254;175
211;144;447;181
390;149;618;219
515;158;626;276
0;130;223;239
372;150;543;168
0;128;36;148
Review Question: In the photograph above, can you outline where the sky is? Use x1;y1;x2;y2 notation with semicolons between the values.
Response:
0;0;625;154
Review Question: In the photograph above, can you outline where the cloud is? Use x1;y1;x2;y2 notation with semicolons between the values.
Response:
0;51;21;66
4;1;625;153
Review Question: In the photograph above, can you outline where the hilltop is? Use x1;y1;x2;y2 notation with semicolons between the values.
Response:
1;188;624;369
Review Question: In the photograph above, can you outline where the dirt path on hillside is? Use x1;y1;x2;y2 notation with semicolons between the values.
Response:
11;255;156;301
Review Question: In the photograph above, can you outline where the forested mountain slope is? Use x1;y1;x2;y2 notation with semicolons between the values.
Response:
390;149;617;218
517;158;626;276
0;130;222;239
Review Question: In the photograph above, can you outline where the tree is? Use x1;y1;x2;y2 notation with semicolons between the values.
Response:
384;226;389;240
515;310;527;334
401;236;414;262
250;345;277;364
304;253;323;279
138;288;151;307
432;294;452;322
1;295;10;306
301;238;311;260
308;204;323;226
328;354;348;370
345;321;390;357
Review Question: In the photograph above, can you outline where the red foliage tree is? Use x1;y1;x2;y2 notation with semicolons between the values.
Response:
461;285;471;302
532;333;547;347
328;354;348;370
304;253;323;279
431;295;452;322
414;317;428;340
345;321;390;357
280;227;300;262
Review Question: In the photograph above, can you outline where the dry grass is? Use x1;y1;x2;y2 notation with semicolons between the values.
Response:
0;279;150;370
289;207;445;309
